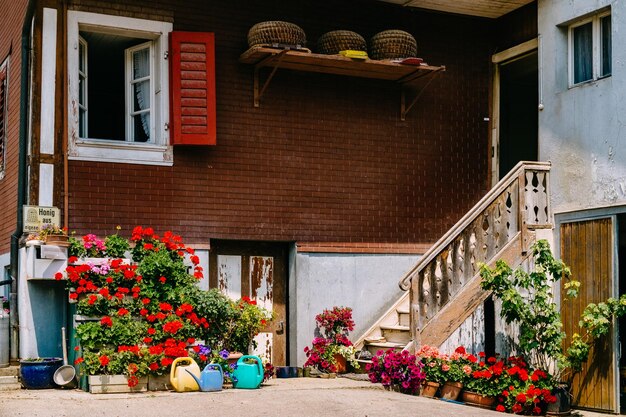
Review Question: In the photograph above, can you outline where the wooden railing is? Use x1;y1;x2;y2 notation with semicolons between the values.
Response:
398;161;551;348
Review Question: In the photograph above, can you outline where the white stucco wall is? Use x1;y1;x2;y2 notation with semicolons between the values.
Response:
290;252;419;366
538;0;626;213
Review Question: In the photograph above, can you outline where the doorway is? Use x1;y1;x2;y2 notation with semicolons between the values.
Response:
208;240;288;366
492;43;539;183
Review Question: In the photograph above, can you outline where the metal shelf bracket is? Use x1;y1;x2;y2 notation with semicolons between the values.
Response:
253;49;289;107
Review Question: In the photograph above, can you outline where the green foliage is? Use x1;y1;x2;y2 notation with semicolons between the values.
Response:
68;236;85;258
222;298;274;353
186;287;237;348
104;234;129;258
479;240;579;379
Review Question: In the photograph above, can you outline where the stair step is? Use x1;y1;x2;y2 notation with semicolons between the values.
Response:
365;341;406;355
397;308;410;327
0;375;20;391
380;325;409;331
0;366;18;377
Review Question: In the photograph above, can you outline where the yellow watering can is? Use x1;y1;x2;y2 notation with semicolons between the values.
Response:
170;357;201;392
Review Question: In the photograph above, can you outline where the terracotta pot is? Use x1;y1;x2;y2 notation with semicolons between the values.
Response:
421;381;440;398
227;352;244;367
440;381;463;400
333;354;347;374
462;390;496;409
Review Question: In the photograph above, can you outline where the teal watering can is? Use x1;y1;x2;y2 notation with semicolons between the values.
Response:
185;364;224;392
232;355;264;389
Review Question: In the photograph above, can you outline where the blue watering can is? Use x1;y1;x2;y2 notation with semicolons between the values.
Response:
232;355;264;389
185;364;224;392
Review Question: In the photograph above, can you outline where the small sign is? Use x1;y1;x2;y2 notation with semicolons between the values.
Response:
23;205;61;233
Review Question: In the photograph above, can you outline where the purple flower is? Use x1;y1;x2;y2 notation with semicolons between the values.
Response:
219;349;229;359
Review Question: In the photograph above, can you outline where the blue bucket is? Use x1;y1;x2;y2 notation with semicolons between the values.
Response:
20;358;63;389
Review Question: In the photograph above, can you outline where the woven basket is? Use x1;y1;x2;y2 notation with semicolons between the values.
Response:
369;30;417;60
316;30;367;55
247;21;306;48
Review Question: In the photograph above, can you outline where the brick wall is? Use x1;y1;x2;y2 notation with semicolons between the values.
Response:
66;0;493;245
0;0;28;254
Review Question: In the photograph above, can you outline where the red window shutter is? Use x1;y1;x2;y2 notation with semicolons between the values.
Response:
169;32;216;145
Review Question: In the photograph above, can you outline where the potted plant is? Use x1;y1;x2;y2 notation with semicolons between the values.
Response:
415;345;446;397
366;349;425;394
222;296;273;357
19;357;63;389
38;225;69;246
303;306;359;374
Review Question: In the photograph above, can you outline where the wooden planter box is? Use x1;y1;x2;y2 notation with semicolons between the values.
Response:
88;374;148;394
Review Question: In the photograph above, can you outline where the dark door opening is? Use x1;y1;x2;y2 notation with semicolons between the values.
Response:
498;52;538;179
618;214;626;413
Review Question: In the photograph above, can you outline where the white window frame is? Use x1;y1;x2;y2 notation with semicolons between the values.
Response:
78;36;88;139
568;11;611;87
67;11;172;166
125;41;154;143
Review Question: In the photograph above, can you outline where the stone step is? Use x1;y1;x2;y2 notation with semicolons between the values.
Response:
0;375;20;391
0;366;19;377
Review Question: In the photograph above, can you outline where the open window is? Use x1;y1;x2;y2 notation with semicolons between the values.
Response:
67;11;173;165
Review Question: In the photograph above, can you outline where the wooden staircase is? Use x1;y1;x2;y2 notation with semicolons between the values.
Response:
355;162;552;359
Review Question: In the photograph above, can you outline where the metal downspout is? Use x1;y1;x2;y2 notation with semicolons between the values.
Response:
9;0;36;361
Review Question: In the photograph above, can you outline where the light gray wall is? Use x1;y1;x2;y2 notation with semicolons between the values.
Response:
538;0;626;214
290;252;419;366
0;253;9;299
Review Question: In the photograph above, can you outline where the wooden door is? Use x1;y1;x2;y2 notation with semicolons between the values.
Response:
209;241;287;366
560;217;617;412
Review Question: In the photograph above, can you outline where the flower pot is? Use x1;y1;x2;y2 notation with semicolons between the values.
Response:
88;374;148;394
333;353;347;374
440;381;463;400
45;235;70;247
421;381;440;398
19;358;63;389
462;390;496;409
227;352;244;367
546;384;571;416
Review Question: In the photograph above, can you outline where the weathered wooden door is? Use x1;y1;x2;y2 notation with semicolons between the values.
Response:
560;217;617;412
209;241;287;365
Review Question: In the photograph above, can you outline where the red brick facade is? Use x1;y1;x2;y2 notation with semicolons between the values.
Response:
0;0;28;254
63;0;493;245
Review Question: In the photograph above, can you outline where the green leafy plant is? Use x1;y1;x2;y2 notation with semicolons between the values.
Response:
222;297;273;353
479;239;583;382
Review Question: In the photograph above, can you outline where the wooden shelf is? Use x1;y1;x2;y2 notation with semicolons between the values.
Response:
239;46;445;120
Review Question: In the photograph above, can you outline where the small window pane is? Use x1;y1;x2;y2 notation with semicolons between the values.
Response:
601;15;611;76
133;80;150;112
132;48;150;80
133;114;150;143
573;22;593;84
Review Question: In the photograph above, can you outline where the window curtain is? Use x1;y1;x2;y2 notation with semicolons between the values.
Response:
573;23;593;84
133;48;150;139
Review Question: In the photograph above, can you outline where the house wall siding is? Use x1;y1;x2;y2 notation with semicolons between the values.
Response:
538;0;626;214
0;0;28;254
63;0;492;244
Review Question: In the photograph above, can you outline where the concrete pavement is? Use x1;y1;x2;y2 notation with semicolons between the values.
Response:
0;376;610;417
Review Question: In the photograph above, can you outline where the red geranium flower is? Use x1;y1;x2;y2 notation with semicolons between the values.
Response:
99;355;110;366
100;316;113;327
496;405;505;412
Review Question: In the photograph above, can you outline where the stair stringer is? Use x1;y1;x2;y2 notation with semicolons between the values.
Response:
414;230;534;350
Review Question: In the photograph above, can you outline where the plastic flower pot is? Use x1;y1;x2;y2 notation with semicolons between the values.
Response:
20;358;63;389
